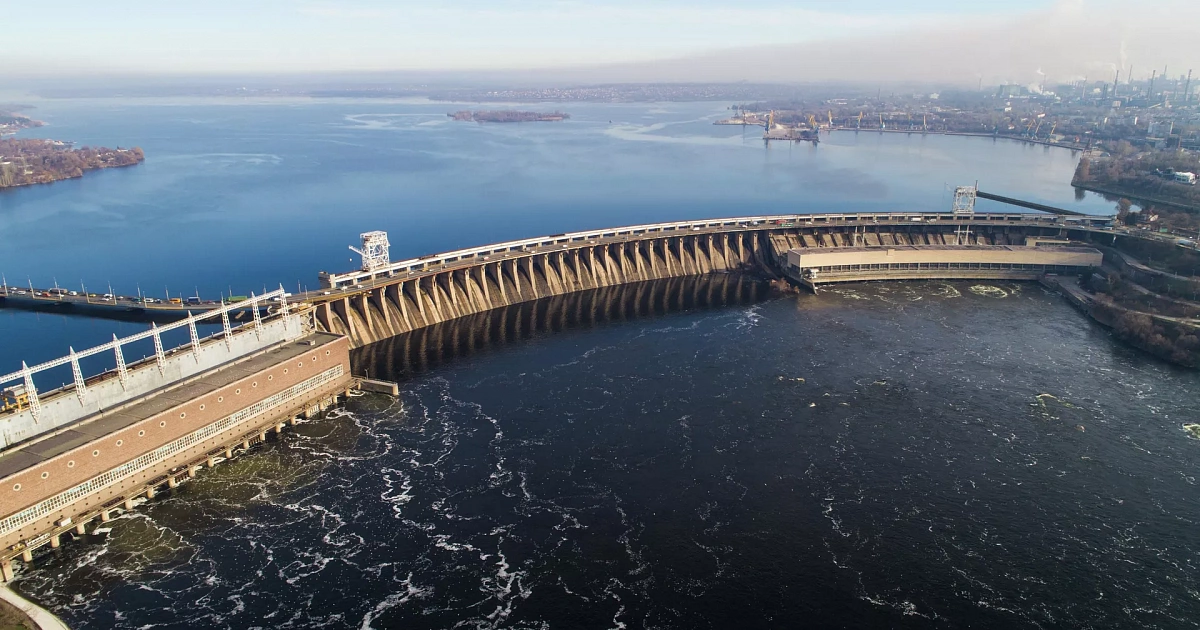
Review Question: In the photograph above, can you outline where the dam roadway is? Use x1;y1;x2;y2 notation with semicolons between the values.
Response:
0;291;358;582
298;210;1112;347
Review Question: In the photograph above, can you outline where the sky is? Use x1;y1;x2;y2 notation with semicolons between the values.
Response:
5;0;1197;86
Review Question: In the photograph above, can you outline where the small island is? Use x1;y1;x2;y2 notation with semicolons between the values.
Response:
0;139;145;189
449;110;569;123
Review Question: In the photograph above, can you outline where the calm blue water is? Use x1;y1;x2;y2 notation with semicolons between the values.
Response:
0;99;1106;373
0;99;1107;369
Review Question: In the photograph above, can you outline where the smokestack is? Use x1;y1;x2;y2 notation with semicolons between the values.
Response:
1113;68;1120;97
1148;70;1156;99
1184;70;1193;104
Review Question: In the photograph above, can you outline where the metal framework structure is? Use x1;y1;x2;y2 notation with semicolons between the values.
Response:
952;185;978;216
0;287;291;416
349;231;391;272
952;184;978;245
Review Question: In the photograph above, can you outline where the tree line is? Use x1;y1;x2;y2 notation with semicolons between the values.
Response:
0;139;144;188
1074;154;1200;209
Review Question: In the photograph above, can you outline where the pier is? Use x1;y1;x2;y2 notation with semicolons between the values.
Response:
0;286;268;323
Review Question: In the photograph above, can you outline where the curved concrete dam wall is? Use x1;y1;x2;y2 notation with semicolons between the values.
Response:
315;231;772;347
352;273;770;381
310;213;1111;348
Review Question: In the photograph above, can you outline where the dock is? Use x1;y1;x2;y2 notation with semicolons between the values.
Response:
0;287;272;323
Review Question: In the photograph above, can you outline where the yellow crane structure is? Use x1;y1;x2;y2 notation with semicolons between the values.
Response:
857;111;863;129
828;110;834;127
808;114;818;130
1;385;30;414
879;113;886;130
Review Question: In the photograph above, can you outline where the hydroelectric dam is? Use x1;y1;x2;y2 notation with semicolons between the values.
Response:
300;208;1110;348
0;197;1112;585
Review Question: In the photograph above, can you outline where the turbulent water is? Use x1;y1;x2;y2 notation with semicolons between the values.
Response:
15;278;1200;629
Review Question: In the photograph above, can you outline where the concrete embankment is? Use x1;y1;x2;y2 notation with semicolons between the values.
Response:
1042;274;1200;367
0;586;68;630
1040;275;1108;324
1071;182;1198;212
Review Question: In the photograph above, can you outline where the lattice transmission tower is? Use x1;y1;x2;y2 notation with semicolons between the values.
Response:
952;184;977;245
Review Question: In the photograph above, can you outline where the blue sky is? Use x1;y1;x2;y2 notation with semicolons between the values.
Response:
10;0;1063;75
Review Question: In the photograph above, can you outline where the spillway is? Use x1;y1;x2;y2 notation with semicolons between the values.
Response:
306;212;1114;347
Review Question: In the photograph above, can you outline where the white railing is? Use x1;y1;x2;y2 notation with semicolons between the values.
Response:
0;364;343;536
0;288;288;389
324;211;1109;287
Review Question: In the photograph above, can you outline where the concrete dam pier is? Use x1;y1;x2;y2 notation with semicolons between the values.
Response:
307;211;1111;348
315;231;766;347
353;273;770;381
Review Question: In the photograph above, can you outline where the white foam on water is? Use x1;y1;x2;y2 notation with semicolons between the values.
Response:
359;573;431;630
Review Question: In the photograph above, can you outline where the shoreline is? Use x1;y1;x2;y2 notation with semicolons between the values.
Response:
1069;181;1198;212
0;586;68;630
1041;274;1200;368
0;162;142;191
827;128;1088;151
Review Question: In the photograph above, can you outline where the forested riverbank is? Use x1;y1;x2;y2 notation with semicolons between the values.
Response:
0;139;144;188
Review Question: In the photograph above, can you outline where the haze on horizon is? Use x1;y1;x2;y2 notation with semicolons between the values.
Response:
6;0;1199;89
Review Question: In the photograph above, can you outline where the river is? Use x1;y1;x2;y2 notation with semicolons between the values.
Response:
5;100;1192;629
1;98;1108;371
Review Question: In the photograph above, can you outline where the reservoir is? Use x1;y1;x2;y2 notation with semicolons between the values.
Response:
5;100;1194;629
0;99;1110;369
